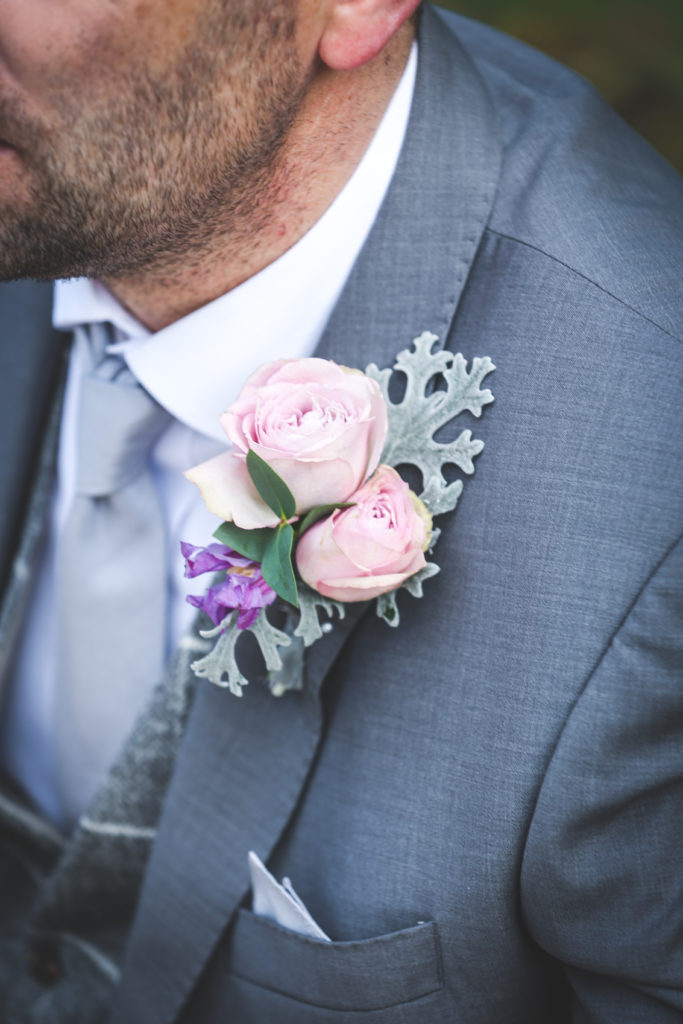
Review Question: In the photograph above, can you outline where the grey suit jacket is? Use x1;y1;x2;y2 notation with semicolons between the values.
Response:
1;5;681;1022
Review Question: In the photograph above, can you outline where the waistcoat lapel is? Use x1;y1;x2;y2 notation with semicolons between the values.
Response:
112;7;503;1022
29;637;202;965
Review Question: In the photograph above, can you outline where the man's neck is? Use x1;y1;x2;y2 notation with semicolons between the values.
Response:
102;25;414;333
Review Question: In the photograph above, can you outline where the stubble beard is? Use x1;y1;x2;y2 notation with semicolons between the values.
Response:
0;2;305;283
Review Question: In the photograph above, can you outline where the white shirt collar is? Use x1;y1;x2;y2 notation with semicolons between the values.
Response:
53;43;417;443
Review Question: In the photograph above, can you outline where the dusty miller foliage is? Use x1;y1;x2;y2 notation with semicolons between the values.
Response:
191;332;494;695
366;331;494;627
190;587;346;697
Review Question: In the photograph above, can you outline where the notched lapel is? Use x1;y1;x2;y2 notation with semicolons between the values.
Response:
0;282;67;589
0;282;69;693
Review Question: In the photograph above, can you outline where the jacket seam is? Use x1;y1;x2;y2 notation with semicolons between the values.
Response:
486;228;682;343
517;528;683;886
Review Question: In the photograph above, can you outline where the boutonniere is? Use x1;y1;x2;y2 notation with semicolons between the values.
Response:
182;332;494;696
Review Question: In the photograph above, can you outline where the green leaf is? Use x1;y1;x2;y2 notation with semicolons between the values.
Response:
298;502;354;537
213;521;272;563
246;449;296;521
261;523;298;607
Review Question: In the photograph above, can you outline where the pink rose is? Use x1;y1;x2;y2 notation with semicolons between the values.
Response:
186;358;387;529
296;465;432;602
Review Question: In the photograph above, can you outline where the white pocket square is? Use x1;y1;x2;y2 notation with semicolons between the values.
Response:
248;850;331;942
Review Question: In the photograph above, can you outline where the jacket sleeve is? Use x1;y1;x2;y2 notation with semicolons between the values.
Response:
520;534;683;1023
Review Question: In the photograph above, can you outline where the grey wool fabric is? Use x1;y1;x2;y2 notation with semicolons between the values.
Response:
0;636;200;1022
0;336;200;1018
0;4;682;1022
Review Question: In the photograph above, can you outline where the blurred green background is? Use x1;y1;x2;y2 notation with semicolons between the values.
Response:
436;0;683;171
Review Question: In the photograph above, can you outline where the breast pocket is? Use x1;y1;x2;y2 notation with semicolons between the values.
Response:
195;908;447;1022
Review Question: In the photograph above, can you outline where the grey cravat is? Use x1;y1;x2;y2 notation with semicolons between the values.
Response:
55;332;171;829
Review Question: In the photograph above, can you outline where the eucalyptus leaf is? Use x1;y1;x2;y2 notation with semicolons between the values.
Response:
261;523;298;607
246;449;296;520
298;502;354;537
213;521;272;562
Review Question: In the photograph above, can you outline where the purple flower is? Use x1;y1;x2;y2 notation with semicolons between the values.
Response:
181;541;276;629
181;541;253;578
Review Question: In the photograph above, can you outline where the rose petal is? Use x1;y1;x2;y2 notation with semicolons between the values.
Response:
313;571;413;603
295;466;431;603
212;357;388;517
185;450;279;529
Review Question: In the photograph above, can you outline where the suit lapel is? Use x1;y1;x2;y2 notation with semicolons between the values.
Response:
0;282;69;696
113;7;503;1022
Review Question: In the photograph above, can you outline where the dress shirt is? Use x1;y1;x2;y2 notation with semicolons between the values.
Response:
0;44;417;828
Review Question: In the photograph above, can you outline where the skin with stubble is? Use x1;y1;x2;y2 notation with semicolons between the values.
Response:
0;2;306;288
0;0;418;329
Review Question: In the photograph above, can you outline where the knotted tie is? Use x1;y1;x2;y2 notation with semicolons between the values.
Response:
55;332;171;829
